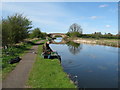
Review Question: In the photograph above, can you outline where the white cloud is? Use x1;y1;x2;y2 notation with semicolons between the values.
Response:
99;4;108;8
2;2;71;33
2;3;69;24
2;3;67;17
89;16;105;20
105;25;111;28
89;16;97;19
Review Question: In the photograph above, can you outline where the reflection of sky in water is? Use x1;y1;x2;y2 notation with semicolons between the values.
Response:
53;37;62;43
97;65;108;70
50;43;118;88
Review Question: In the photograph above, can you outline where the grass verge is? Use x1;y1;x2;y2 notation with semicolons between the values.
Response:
27;43;76;88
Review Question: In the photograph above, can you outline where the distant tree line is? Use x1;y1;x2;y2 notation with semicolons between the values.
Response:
79;32;119;39
2;13;47;49
67;31;120;39
66;23;119;39
29;28;47;39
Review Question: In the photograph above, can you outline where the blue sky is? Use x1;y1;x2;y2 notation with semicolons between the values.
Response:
2;2;118;34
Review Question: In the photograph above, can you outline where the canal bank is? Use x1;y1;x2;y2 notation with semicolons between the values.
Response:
64;37;119;47
26;41;76;88
49;37;118;88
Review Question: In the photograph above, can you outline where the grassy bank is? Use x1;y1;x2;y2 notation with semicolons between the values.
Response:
27;43;76;88
66;37;119;47
2;39;41;79
95;39;119;47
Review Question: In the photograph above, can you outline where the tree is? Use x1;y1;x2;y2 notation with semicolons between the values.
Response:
2;13;32;48
30;28;42;38
30;28;47;39
67;23;83;37
0;21;2;47
41;32;47;38
94;32;102;35
69;23;82;34
2;19;12;48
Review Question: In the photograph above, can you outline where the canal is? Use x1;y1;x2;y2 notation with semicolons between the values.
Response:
49;37;118;88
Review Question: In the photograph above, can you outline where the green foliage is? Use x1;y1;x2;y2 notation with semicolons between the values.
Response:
29;28;47;39
67;23;82;37
30;28;42;38
2;43;32;69
54;35;62;37
0;21;2;45
66;31;119;39
66;32;82;37
67;23;118;39
2;13;32;48
41;32;47;38
66;41;80;48
66;41;82;55
80;33;119;39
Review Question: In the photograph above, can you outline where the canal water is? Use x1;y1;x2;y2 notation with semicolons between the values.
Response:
49;37;118;88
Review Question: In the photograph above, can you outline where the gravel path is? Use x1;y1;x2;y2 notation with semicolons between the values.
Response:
2;40;44;88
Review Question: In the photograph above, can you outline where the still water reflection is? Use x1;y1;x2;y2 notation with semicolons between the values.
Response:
53;37;63;43
50;37;118;88
66;41;82;55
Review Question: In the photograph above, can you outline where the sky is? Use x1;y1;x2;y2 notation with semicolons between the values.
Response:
2;2;118;34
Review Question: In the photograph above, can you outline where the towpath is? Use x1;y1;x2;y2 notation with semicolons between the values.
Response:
2;40;44;88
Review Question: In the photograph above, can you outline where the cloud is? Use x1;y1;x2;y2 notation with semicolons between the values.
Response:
89;16;97;19
105;25;111;28
89;16;105;20
2;2;71;33
2;2;117;34
2;3;67;17
99;4;108;8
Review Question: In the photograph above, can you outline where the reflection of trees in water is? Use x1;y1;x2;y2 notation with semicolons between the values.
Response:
66;41;82;55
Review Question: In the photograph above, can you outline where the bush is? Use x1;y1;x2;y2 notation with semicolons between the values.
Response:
29;28;47;39
2;13;32;48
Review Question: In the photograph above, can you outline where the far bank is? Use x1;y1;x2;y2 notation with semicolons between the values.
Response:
64;37;119;48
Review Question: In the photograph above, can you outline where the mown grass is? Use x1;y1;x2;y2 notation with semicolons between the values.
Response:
27;44;76;88
2;39;41;79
